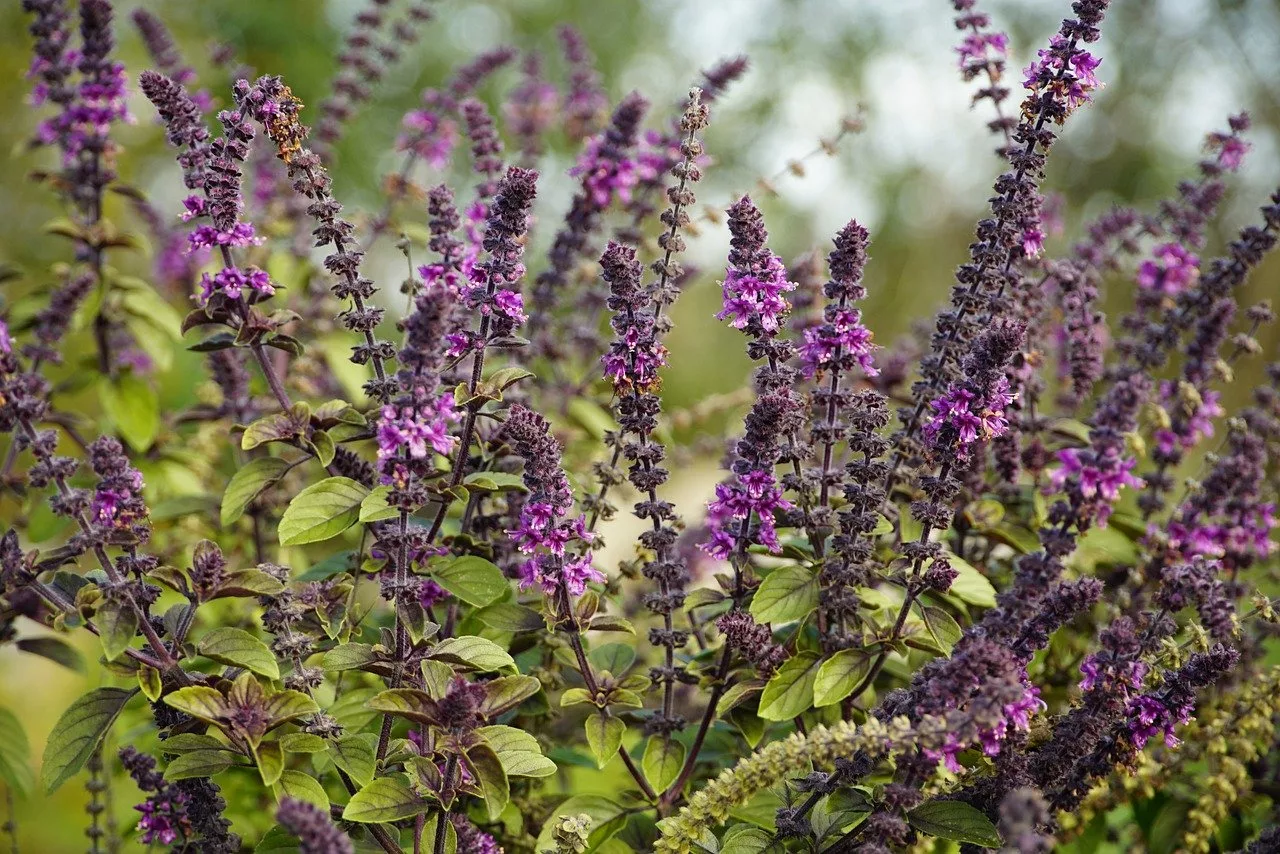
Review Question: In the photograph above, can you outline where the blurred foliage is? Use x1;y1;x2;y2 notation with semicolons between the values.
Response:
0;0;1278;850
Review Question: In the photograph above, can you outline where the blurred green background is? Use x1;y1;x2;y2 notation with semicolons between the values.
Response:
1;0;1279;849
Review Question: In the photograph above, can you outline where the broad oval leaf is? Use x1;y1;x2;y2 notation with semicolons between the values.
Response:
221;457;290;527
358;485;398;523
342;775;430;823
277;477;369;546
429;636;515;672
584;715;625;770
368;689;435;724
941;552;997;608
757;652;822;721
96;597;139;662
42;688;136;793
750;567;818;624
198;627;280;679
164;749;234;781
475;603;545;633
813;649;872;708
274;769;330;811
479;676;542;719
328;733;377;787
906;799;1002;848
431;556;509;607
163;686;229;723
642;736;686;793
465;742;509;820
320;643;381;673
100;373;159;452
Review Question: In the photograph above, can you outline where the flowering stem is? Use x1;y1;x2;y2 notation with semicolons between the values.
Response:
882;33;1089;496
14;418;184;678
849;459;952;701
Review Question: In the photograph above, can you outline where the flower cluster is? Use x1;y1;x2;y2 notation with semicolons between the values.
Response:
600;242;667;391
1022;33;1103;117
1136;242;1199;294
505;405;602;597
119;747;192;846
717;247;796;334
922;323;1021;462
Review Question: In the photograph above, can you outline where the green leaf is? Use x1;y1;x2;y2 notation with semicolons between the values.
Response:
274;769;330;811
343;775;430;823
589;643;635;675
720;825;772;854
478;676;542;718
162;686;228;723
584;715;625;769
278;477;369;546
254;740;284;786
255;826;303;854
96;597;138;662
209;569;287;599
0;708;34;795
329;733;376;787
16;637;84;671
368;689;435;724
279;733;327;753
241;410;305;451
320;643;381;673
221;457;290;527
908;606;962;656
757;652;822;721
466;742;509;820
462;472;528;493
429;636;515;672
198;627;280;679
262;689;320;729
431;556;509;607
942;552;997;608
750;567;818;624
478;726;557;778
358;486;399;523
164;750;235;781
813;649;872;708
309;430;335;467
642;736;685;793
137;665;163;702
99;373;159;451
42;688;135;793
487;366;535;391
907;800;1002;848
475;603;544;633
158;734;228;754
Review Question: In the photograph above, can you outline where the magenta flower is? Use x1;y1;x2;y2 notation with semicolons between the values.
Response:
196;266;274;307
798;306;877;379
702;471;794;560
568;133;640;207
1127;694;1192;749
1049;447;1144;525
0;320;11;356
187;222;261;251
1137;242;1199;294
955;31;1008;69
376;394;459;480
923;377;1015;460
716;252;797;334
397;107;459;169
